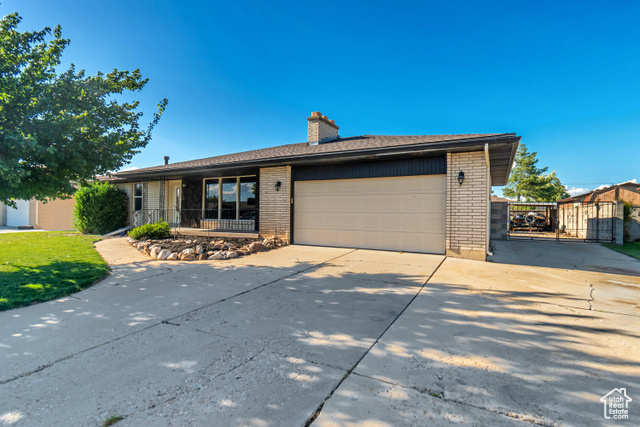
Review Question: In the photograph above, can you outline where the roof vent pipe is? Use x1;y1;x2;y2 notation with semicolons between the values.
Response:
164;156;170;165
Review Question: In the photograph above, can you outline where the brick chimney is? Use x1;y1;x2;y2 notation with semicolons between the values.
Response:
307;111;339;146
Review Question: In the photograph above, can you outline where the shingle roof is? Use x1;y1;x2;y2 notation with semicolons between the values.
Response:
114;133;509;176
559;182;640;202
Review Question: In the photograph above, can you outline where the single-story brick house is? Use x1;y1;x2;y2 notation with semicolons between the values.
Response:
104;112;520;260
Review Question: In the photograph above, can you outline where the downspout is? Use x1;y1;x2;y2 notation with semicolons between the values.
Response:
485;143;492;257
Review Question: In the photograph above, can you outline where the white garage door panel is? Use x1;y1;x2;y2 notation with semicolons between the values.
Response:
6;199;30;226
294;175;445;254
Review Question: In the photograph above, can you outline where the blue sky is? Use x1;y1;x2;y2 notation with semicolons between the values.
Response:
4;0;639;196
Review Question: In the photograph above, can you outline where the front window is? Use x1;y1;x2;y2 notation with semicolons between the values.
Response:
204;180;219;219
221;178;237;219
134;183;143;211
240;176;257;220
203;176;256;221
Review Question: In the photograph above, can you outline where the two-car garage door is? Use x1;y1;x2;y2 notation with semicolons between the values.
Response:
293;175;446;254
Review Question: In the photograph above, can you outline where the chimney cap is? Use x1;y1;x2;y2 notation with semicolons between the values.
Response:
311;111;322;117
163;156;170;165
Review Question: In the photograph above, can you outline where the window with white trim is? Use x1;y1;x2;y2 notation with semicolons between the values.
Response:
133;183;143;211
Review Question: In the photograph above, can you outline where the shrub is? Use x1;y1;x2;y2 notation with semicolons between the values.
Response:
129;221;171;240
623;201;632;243
73;182;127;235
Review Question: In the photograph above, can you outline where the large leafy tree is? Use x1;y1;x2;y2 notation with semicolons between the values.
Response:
503;143;569;202
0;12;167;206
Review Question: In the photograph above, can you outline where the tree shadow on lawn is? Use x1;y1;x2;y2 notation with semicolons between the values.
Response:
0;261;109;311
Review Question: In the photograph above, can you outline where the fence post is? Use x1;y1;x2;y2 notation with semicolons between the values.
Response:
614;200;624;245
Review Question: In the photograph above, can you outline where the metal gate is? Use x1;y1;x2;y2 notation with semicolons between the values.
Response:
508;201;616;243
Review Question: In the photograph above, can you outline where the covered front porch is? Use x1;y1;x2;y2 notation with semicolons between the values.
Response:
131;207;258;238
127;173;260;236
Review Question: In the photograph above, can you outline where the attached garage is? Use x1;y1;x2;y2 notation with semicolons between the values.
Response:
294;175;446;253
5;199;30;227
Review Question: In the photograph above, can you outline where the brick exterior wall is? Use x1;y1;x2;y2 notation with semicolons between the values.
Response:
307;113;339;145
146;180;162;210
446;151;490;261
115;183;134;225
490;201;509;242
259;166;291;240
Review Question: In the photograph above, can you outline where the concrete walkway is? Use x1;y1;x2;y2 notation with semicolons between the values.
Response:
0;238;638;426
0;226;44;233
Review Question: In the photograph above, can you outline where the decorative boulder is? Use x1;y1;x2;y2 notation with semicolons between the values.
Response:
167;252;179;260
181;248;195;256
237;246;251;255
248;242;265;253
195;245;203;255
198;253;208;260
180;252;196;261
158;249;172;260
226;251;238;259
208;251;224;260
150;246;162;259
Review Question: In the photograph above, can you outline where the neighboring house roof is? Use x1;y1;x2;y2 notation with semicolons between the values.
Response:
106;133;520;185
491;195;512;202
560;182;640;203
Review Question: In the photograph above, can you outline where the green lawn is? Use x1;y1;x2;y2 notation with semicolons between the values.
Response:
604;241;640;260
0;231;109;311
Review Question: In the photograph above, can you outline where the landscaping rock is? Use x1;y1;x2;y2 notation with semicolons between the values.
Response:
248;242;265;253
150;246;162;259
133;236;284;262
158;249;171;260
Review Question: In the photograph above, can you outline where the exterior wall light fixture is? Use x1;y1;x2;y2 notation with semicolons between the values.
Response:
275;181;282;192
458;171;465;185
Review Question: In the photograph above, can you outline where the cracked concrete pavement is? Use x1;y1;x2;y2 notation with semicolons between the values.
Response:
1;238;639;426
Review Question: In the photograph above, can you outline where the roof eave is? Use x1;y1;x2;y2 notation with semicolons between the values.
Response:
106;134;519;181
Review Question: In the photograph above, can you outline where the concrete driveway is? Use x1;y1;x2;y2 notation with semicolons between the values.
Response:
0;239;638;426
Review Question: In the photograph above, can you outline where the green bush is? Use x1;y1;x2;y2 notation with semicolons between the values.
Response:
129;221;170;240
623;201;632;243
73;182;127;235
